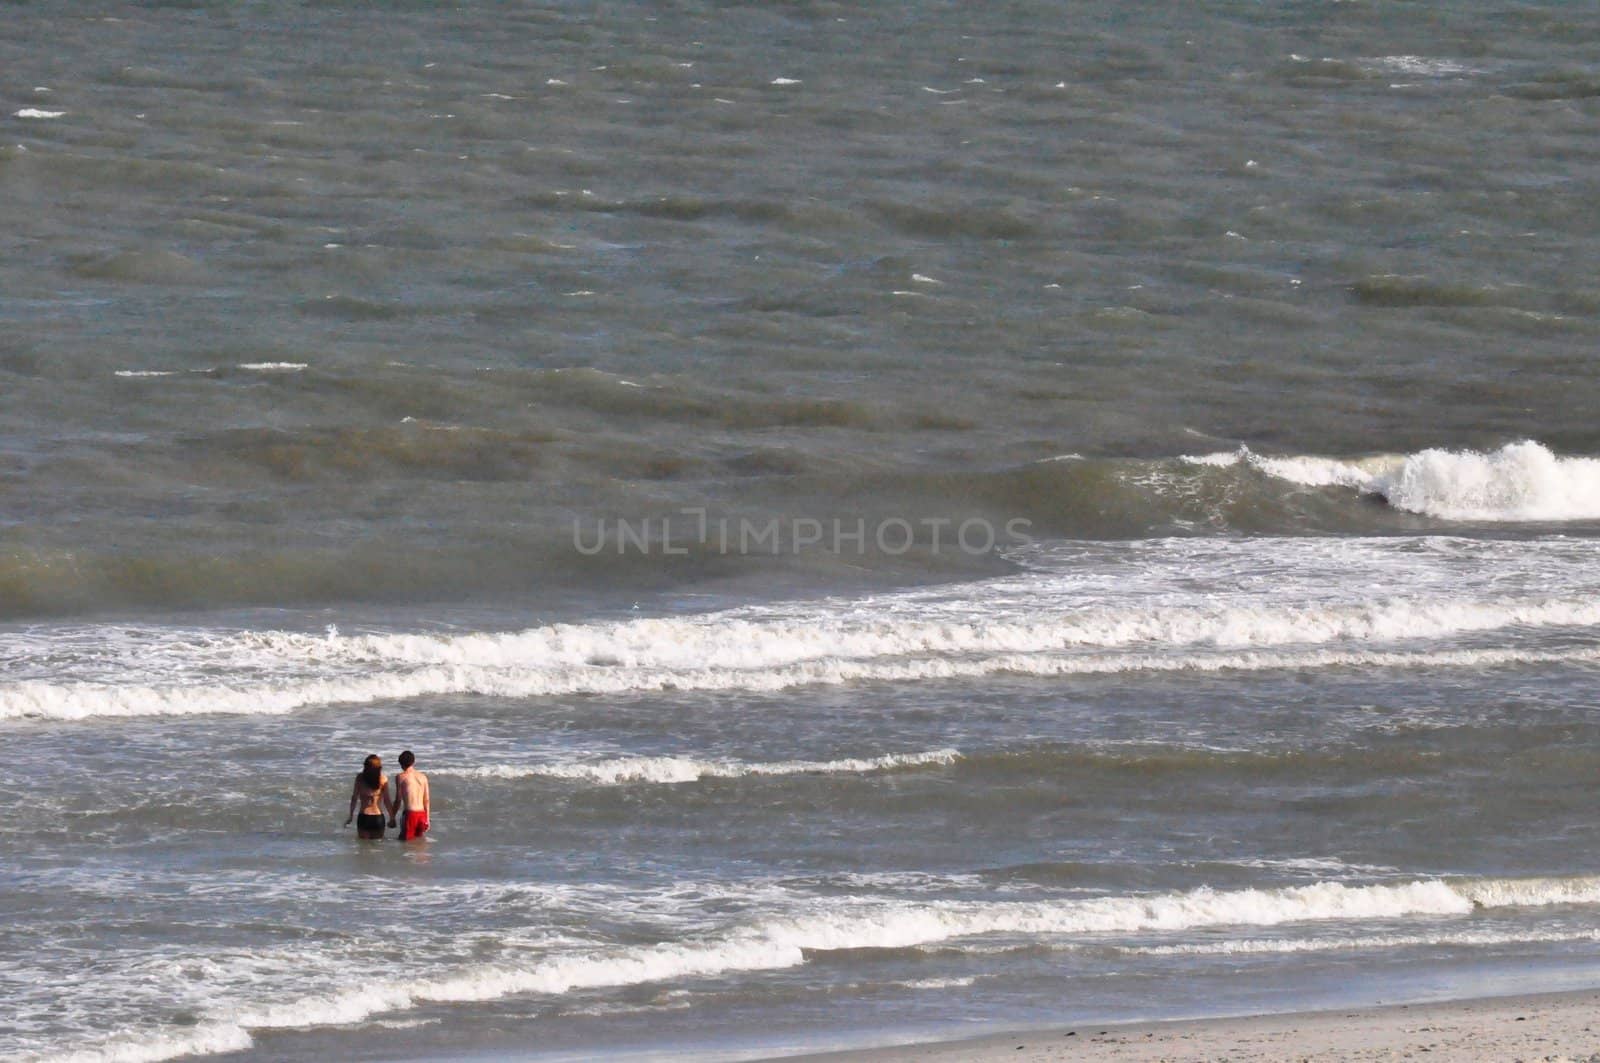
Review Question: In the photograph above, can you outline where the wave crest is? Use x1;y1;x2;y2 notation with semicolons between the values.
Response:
44;873;1600;1063
1190;441;1600;521
11;534;1600;721
440;749;960;785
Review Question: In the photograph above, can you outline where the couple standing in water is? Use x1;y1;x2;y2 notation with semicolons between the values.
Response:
345;750;431;841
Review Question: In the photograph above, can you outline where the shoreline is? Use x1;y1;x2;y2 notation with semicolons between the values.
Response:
772;986;1600;1062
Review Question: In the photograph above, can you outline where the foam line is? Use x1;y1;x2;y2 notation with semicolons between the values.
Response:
439;748;961;784
1125;926;1600;957
12;531;1600;722
42;874;1600;1063
1187;441;1600;521
220;594;1600;668
6;643;1598;722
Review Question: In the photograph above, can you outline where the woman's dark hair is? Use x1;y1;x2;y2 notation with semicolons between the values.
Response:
361;754;382;790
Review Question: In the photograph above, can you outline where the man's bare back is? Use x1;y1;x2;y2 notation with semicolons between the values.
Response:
393;767;428;815
389;750;431;840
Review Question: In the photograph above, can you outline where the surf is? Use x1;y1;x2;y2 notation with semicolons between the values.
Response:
10;535;1600;721
43;874;1600;1063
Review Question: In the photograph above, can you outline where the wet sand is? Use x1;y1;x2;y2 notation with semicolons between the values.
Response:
783;988;1600;1062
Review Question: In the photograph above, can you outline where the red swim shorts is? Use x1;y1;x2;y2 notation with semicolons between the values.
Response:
399;810;429;841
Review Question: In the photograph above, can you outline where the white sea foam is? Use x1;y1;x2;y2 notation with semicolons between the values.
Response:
1227;856;1401;878
44;1023;253;1063
1179;450;1239;467
16;108;65;119
1127;926;1600;958
439;748;960;784
1363;56;1478;78
1379;443;1600;521
6;625;1600;722
7;644;1600;722
895;976;977;989
329;595;1600;667
1186;441;1600;521
9;535;1600;721
38;874;1600;1062
113;363;308;378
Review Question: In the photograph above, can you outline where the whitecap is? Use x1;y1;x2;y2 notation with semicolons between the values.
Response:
7;642;1599;722
42;874;1600;1062
439;748;960;785
15;530;1600;722
1362;55;1478;78
1196;441;1600;521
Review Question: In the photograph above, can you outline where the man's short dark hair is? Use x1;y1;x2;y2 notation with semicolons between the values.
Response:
399;750;415;768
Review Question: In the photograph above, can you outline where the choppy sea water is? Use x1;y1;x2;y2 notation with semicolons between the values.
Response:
5;1;1600;1060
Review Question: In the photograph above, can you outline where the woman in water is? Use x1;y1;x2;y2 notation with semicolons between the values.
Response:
344;754;390;839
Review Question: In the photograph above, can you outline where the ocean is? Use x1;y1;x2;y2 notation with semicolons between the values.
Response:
5;1;1600;1060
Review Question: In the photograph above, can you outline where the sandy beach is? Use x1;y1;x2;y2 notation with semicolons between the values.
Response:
786;989;1600;1062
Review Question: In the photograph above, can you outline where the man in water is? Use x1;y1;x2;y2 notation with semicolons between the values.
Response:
389;749;430;841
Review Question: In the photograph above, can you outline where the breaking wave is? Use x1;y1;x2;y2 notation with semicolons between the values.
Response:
8;644;1600;723
440;749;960;785
1188;441;1600;522
9;533;1600;721
41;874;1600;1063
1118;926;1600;957
5;439;1600;620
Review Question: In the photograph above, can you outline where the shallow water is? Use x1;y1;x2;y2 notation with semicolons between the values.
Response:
4;1;1600;1060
